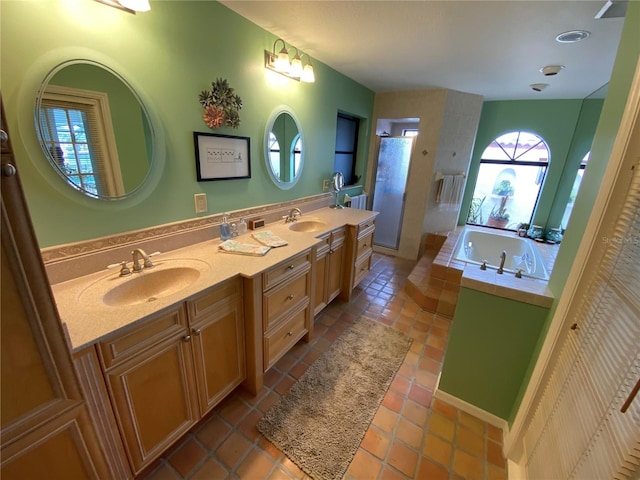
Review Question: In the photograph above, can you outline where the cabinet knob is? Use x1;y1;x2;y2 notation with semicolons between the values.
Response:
286;294;294;301
0;130;8;144
288;264;295;270
329;249;334;254
286;331;293;337
192;328;201;335
182;335;191;342
1;163;16;177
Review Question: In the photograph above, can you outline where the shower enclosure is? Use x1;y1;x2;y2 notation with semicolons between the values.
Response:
371;136;414;249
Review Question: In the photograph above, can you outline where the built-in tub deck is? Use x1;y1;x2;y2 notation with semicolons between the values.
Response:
405;226;558;316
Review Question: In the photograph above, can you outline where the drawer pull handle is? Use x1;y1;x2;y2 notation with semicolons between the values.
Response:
286;331;293;337
182;335;191;342
286;294;294;301
192;328;201;335
288;264;295;270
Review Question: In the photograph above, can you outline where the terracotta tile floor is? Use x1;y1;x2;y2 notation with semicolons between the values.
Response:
142;253;507;480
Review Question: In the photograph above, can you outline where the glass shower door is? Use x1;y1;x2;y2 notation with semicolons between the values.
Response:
371;136;414;249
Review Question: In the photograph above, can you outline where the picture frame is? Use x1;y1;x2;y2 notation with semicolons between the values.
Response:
193;132;251;181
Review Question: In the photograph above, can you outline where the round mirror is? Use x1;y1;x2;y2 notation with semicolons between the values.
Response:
35;60;155;200
264;106;304;190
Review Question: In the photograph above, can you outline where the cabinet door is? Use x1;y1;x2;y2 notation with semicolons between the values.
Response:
190;296;245;415
103;308;199;474
327;231;346;304
1;94;110;479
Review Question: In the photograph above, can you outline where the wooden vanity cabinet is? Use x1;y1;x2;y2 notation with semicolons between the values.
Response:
243;249;312;394
341;217;376;302
95;277;245;475
314;227;346;315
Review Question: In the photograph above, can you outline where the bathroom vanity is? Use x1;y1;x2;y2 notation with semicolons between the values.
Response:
47;204;376;476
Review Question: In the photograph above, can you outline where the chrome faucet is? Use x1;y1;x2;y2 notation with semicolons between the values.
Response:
284;207;302;223
497;250;507;274
131;248;154;272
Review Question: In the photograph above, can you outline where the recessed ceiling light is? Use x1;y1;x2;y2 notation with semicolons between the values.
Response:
540;65;565;76
556;30;591;43
530;83;549;92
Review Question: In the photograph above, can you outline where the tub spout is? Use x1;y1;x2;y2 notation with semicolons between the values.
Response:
497;250;507;274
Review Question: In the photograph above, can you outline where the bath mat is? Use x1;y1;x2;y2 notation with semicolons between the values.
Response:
257;316;412;480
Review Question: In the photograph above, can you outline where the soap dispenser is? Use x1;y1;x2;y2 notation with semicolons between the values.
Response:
237;218;248;235
219;213;231;241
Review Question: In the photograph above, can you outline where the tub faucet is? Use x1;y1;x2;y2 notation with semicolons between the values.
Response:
131;248;154;272
284;207;302;223
497;250;507;274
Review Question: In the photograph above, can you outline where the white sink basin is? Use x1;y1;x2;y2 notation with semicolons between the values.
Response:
78;259;209;307
288;220;327;233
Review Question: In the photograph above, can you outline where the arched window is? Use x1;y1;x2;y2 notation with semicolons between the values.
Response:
467;131;550;230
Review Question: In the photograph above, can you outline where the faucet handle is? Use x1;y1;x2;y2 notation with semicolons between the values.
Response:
515;269;523;278
108;261;132;276
144;251;161;269
480;260;487;270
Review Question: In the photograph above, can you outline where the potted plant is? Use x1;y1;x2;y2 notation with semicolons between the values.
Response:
493;179;515;197
488;196;510;228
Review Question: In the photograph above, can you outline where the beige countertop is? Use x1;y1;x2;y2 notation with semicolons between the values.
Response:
52;207;377;352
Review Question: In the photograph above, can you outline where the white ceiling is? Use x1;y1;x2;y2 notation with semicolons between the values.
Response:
220;0;626;100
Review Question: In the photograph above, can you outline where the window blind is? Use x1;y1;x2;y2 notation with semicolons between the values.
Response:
524;162;640;479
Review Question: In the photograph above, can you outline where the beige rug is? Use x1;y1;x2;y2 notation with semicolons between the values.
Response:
257;317;412;480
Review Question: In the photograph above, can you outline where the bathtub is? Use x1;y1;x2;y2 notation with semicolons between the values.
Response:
453;228;549;280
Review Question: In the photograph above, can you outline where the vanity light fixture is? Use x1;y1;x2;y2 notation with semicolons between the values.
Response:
94;0;150;14
265;38;316;83
530;83;549;92
540;65;565;76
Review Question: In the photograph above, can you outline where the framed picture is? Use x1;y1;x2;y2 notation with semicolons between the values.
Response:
194;132;251;181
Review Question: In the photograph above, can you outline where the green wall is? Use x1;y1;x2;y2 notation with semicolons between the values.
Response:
458;99;593;231
439;288;548;420
0;0;374;247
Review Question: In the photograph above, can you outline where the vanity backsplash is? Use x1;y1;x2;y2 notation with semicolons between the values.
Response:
43;193;333;284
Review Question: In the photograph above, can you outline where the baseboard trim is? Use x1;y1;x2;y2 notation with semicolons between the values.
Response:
434;389;509;435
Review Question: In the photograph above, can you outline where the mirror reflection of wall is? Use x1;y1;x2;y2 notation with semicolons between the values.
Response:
264;107;304;190
334;113;360;186
36;61;153;199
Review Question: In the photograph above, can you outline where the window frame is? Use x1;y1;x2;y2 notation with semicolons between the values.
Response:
40;85;124;198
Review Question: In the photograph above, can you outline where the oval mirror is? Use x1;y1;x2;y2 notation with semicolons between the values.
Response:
264;106;304;190
35;60;155;200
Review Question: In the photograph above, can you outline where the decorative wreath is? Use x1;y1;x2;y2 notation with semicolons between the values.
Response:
199;78;243;129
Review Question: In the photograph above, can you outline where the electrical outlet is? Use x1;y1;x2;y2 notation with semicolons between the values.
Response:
322;179;330;191
194;193;207;213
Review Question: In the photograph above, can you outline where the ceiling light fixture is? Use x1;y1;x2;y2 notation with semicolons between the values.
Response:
540;65;565;76
94;0;150;13
530;83;549;92
265;38;315;83
555;30;591;43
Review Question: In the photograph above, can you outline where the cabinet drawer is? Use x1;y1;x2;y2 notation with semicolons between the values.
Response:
263;250;311;290
358;218;376;238
263;270;309;330
187;277;241;322
264;305;308;370
98;305;188;370
353;252;372;288
356;231;374;260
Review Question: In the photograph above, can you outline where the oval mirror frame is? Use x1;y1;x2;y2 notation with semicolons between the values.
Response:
264;106;304;190
34;59;157;200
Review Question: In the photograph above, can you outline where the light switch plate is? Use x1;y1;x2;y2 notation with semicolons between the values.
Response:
194;193;207;213
322;179;330;191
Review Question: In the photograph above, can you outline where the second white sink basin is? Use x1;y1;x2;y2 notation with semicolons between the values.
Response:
288;220;327;232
